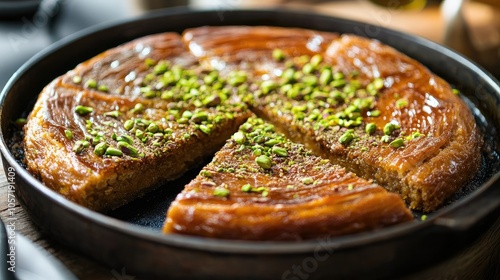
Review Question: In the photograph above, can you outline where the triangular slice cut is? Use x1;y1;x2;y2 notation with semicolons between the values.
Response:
164;118;413;240
24;46;252;211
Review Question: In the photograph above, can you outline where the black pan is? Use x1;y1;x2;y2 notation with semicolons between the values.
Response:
1;8;500;280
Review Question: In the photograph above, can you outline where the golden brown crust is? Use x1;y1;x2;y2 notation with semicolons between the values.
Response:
164;118;413;240
23;32;252;211
183;28;482;212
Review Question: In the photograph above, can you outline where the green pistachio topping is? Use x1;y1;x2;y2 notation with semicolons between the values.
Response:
302;177;314;185
72;140;86;154
131;103;144;114
117;141;138;156
74;105;94;115
383;123;397;135
255;155;272;170
368;110;381;117
260;80;278;94
104;110;121;118
94;142;108;156
396;98;408;108
199;124;212;135
98;84;109;92
191;111;209;123
146;122;159;133
365;123;376;135
272;49;285;61
85;79;97;89
319;68;333;85
389;138;405;148
338;131;354;145
452;89;460;95
233;131;246;144
380;135;391;143
135;129;145;139
116;135;133;144
72;76;82;84
105;147;123;157
124;119;134;131
213;187;230;198
272;146;288;157
411;131;421;139
241;184;252;192
64;129;73;140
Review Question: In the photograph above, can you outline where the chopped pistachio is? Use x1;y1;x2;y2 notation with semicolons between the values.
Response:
72;76;82;84
213;187;230;198
116;135;133;144
104;110;121;118
260;80;278;94
73;140;86;154
452;89;460;95
241;184;252;192
105;147;123;157
281;68;295;84
199;124;212;135
191;111;209;123
118;141;138;156
302;63;314;74
319;68;333;85
85;79;97;89
390;138;405;148
74;105;94;115
330;79;346;88
98;84;109;92
255;155;272;170
310;54;323;67
264;139;280;147
233;131;246;144
272;146;288;157
124;119;134;131
368;110;381;117
182;110;193;119
94;142;108;156
396;98;409;108
146;122;159;133
272;48;285;61
64;129;73;140
131;103;144;114
372;78;385;90
411;131;422;139
383;123;397;135
338;131;354;145
380;135;391;143
365;123;376;135
135;129;145;139
302;177;314;185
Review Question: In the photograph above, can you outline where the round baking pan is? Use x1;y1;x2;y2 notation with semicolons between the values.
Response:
1;8;500;280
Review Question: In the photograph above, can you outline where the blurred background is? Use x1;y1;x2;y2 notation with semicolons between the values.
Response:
0;0;498;90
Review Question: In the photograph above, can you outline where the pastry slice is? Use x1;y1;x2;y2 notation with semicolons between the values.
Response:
252;35;482;212
24;61;251;211
164;118;413;240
